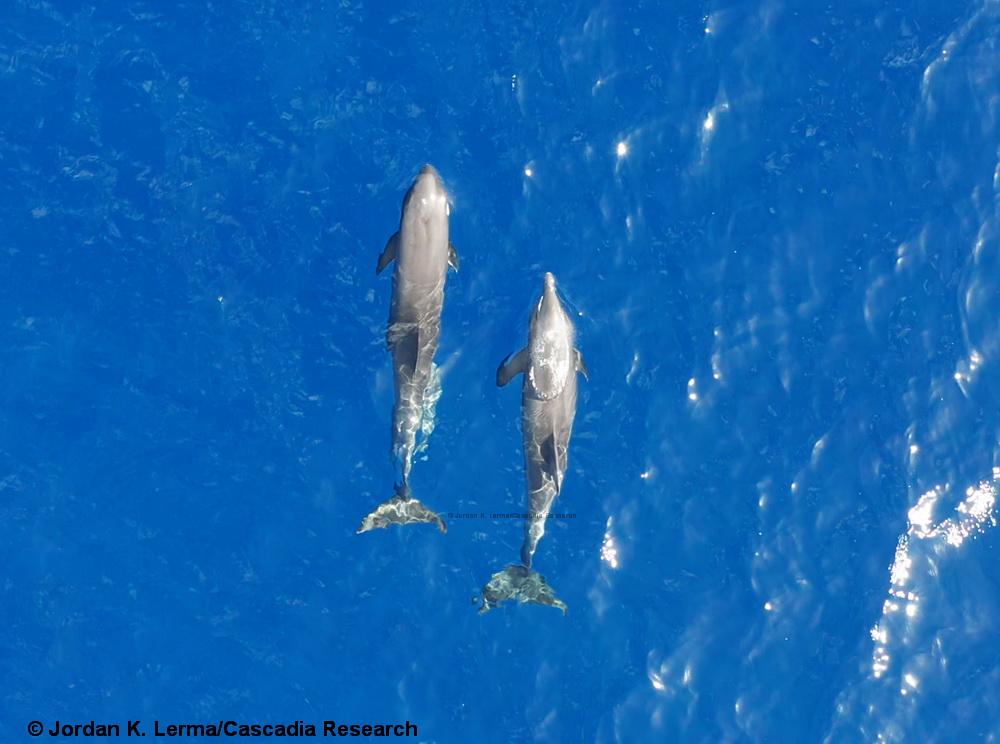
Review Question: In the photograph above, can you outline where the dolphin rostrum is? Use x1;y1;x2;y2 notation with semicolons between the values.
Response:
479;272;587;613
358;164;458;534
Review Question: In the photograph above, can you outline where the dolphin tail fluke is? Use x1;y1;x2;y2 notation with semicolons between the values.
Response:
478;564;567;615
357;484;447;534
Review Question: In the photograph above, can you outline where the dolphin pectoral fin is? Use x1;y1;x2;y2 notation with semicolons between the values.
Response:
357;488;447;534
496;348;528;387
376;232;400;275
575;348;589;380
478;565;567;615
448;242;460;271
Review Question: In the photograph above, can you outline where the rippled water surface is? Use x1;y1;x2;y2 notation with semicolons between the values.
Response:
2;1;999;742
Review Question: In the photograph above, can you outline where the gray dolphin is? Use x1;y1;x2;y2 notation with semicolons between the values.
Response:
358;164;458;534
480;272;587;613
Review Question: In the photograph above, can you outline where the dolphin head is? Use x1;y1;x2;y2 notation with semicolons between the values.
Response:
541;271;557;303
532;272;563;326
527;272;574;399
403;164;449;216
416;164;444;192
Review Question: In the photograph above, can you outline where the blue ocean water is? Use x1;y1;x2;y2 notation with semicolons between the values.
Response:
2;0;1000;742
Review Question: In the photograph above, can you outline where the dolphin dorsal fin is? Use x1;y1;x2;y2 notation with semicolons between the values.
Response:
376;232;400;275
496;349;528;387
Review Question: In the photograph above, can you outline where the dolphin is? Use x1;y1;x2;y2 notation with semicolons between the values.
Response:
479;272;587;613
358;164;458;534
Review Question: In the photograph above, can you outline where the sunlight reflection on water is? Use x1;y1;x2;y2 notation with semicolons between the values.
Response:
870;473;998;684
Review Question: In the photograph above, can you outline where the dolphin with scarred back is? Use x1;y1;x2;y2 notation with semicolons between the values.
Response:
358;164;458;534
479;272;587;613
